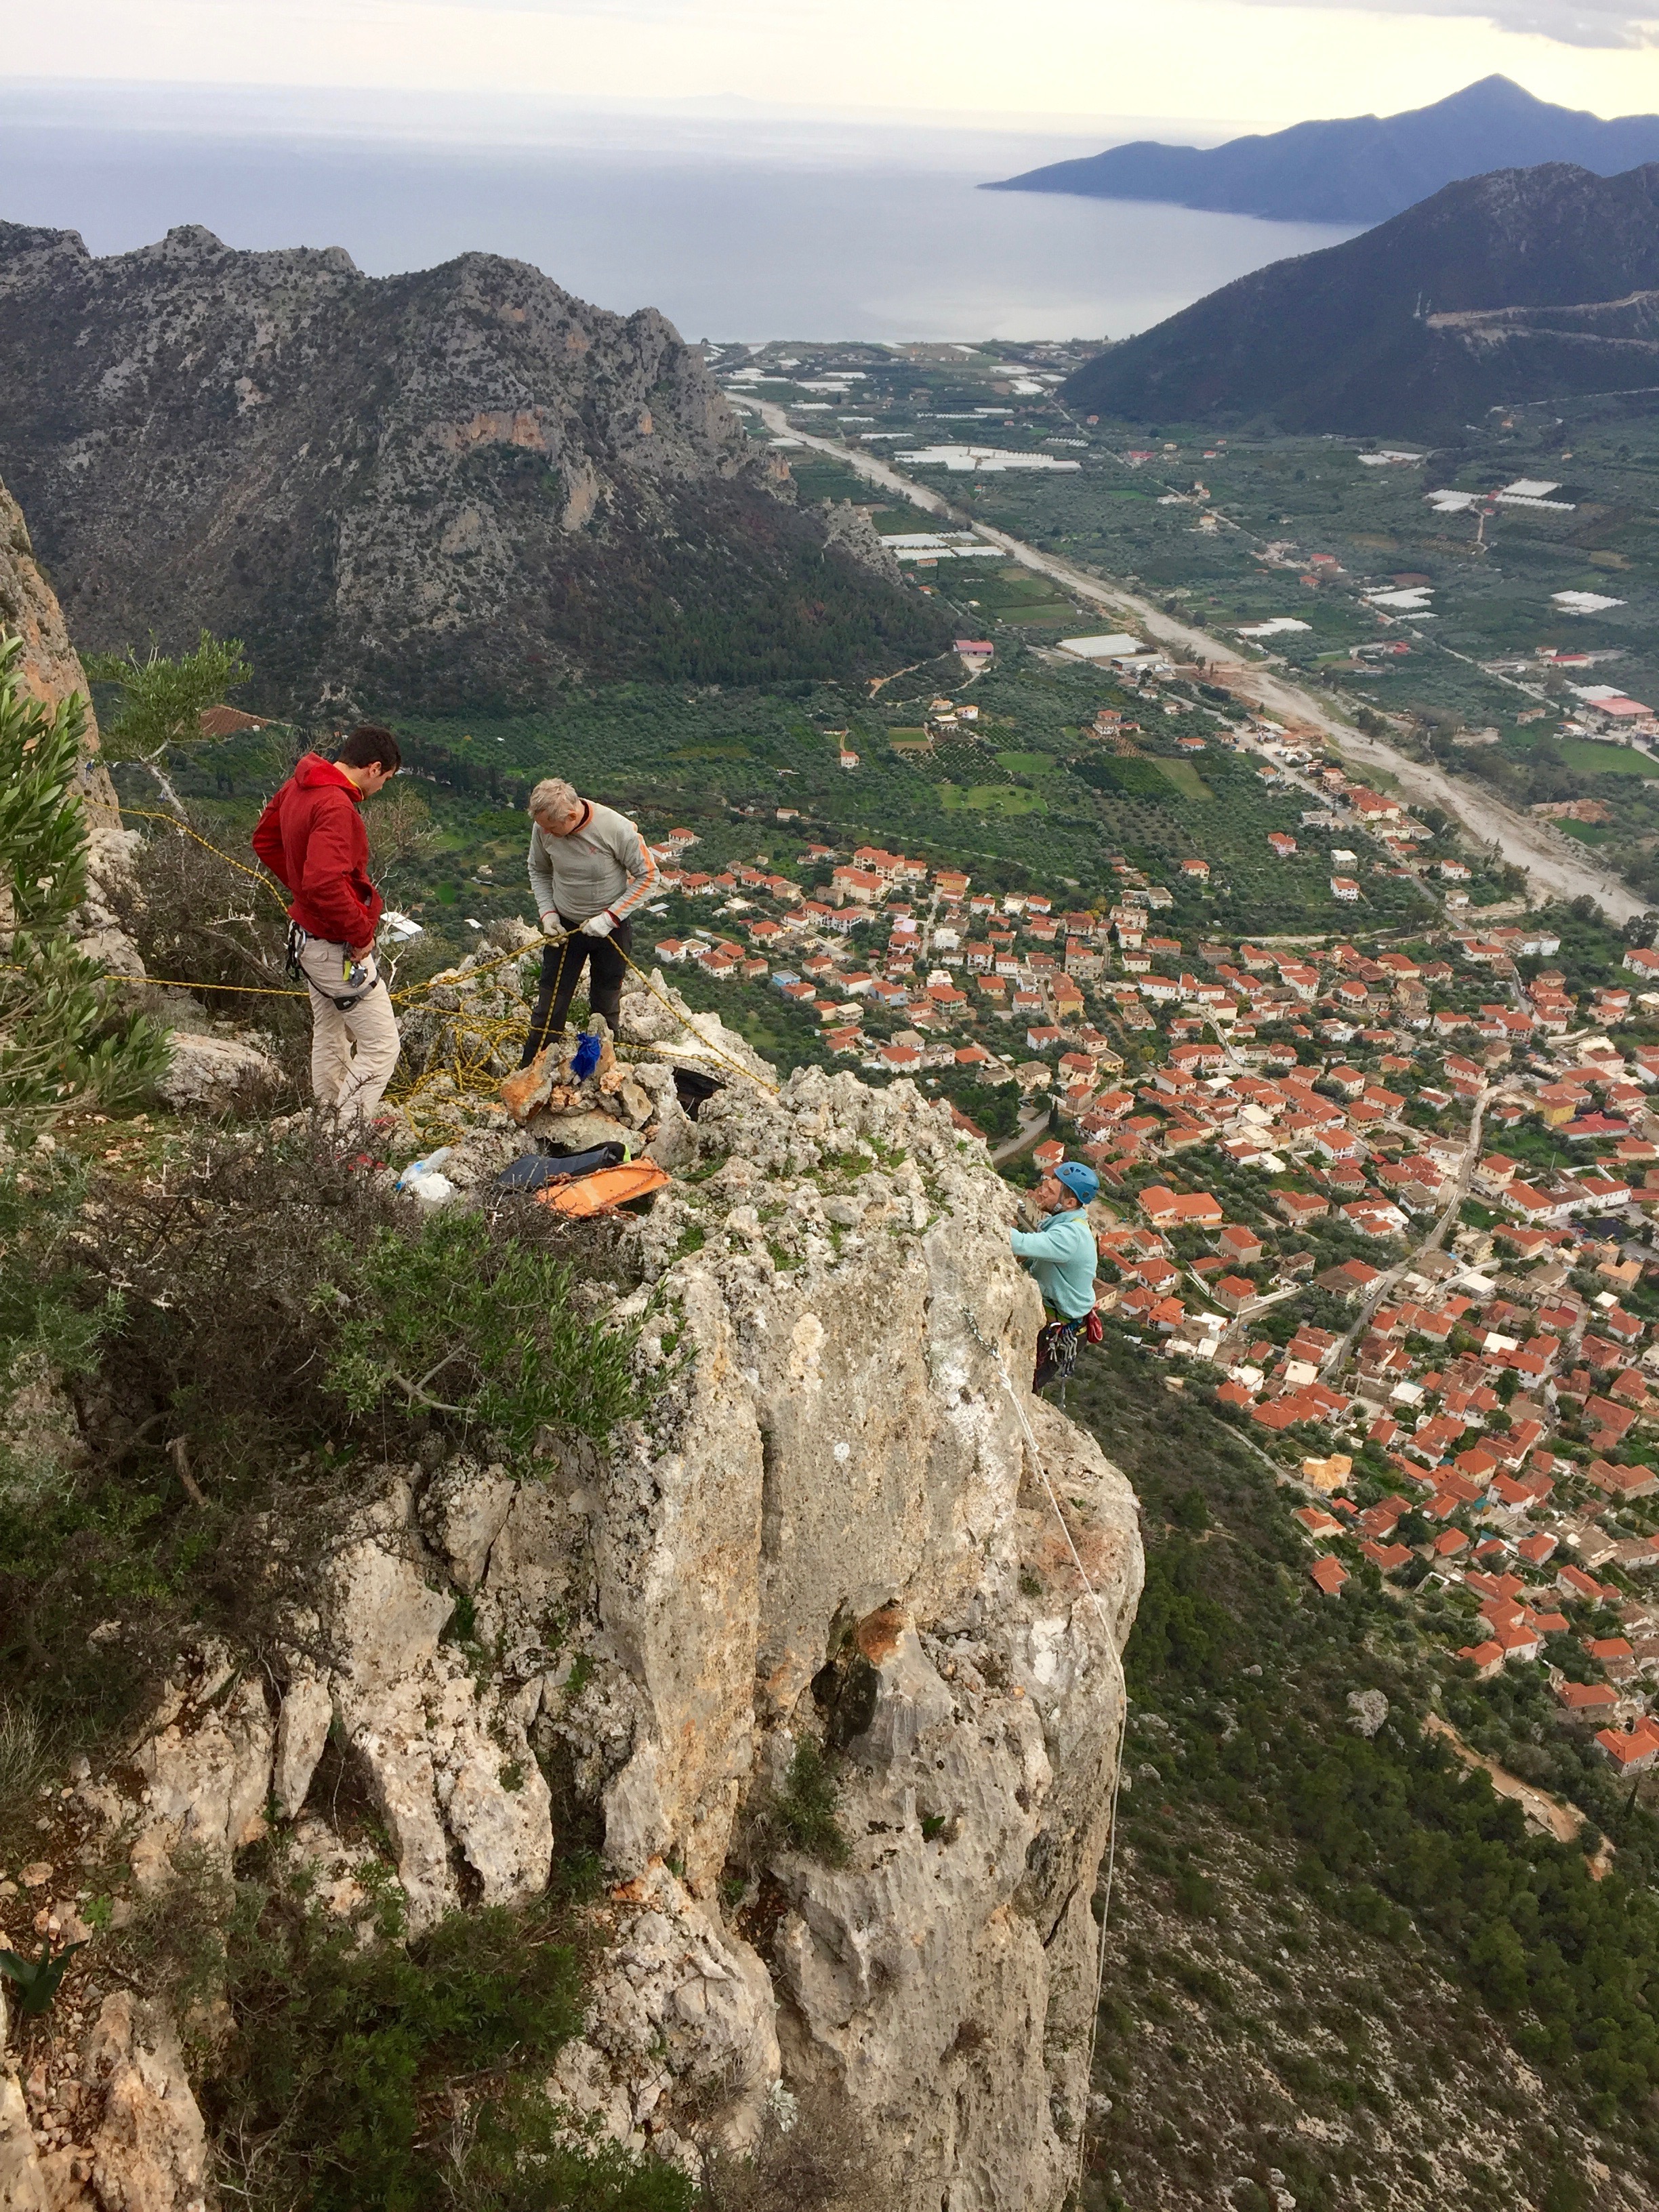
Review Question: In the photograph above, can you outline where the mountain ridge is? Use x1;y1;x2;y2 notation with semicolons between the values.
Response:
1061;159;1659;437
0;221;946;714
987;76;1659;228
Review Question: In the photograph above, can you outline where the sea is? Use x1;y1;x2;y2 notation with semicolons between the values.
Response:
0;84;1356;342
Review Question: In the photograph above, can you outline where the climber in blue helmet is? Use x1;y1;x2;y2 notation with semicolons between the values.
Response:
1010;1158;1103;1393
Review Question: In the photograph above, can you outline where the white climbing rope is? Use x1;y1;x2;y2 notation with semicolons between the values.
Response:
961;1300;1128;2209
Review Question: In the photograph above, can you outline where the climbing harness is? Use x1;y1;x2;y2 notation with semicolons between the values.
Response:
285;920;377;1010
1033;1311;1103;1395
961;1298;1127;2208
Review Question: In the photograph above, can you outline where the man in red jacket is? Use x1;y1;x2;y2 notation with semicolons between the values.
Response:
252;724;403;1128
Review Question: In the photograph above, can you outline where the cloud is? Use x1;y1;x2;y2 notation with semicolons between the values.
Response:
1235;0;1659;47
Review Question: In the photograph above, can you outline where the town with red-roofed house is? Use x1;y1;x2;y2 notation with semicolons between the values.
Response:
634;737;1659;1801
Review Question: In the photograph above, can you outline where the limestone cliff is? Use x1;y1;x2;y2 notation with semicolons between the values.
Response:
0;226;949;709
1;969;1141;2208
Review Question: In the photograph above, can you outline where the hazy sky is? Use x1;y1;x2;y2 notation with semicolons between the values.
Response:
13;0;1659;135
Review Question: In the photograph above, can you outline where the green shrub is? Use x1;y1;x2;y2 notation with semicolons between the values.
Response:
0;632;166;1129
327;1206;644;1447
85;629;251;768
0;1155;112;1448
113;798;310;1044
0;1936;86;2018
773;1740;850;1867
206;1856;697;2212
1172;1867;1218;1918
0;1126;651;1749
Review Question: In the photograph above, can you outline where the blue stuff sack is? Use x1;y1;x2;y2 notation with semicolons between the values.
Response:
571;1031;602;1080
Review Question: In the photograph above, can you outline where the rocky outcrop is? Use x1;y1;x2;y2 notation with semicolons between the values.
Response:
50;970;1139;2208
1;1988;212;2212
819;498;905;584
0;227;948;709
155;1031;281;1113
575;1031;1139;2206
0;476;110;816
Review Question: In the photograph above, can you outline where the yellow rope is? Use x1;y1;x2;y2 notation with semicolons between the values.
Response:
124;808;293;915
615;943;780;1096
388;938;542;1004
109;974;308;998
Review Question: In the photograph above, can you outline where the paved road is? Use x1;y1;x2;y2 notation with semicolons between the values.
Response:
992;1101;1052;1165
1322;1086;1490;1377
754;404;1645;922
1288;715;1645;924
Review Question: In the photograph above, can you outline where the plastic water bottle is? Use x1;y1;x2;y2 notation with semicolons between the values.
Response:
396;1147;453;1191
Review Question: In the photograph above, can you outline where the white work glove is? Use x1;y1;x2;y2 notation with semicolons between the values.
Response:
539;912;561;937
580;910;617;939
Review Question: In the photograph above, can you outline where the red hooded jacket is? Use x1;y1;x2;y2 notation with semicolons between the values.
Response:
251;754;383;945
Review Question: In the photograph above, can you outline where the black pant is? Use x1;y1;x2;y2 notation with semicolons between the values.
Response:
520;916;632;1065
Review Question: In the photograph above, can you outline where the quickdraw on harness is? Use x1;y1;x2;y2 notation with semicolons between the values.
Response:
1034;1308;1104;1393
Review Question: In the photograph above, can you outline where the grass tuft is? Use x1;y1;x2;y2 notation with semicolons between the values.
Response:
772;1740;850;1868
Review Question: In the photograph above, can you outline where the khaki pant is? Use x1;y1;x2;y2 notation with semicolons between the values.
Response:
297;935;401;1126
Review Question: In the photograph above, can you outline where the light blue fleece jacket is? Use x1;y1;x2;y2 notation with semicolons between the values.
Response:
1010;1204;1098;1319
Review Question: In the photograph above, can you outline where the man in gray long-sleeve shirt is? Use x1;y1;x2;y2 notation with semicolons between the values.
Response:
518;777;659;1063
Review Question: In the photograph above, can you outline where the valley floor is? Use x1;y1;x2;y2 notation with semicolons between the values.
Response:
752;400;1646;922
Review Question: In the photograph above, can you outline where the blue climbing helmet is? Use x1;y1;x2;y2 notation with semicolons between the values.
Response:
1054;1160;1099;1205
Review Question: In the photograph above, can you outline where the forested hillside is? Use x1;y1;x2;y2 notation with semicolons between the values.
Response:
1073;1337;1659;2209
1062;163;1659;436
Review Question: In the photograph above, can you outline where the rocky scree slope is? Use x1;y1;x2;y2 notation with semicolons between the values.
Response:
0;967;1142;2212
1063;160;1659;436
0;224;943;711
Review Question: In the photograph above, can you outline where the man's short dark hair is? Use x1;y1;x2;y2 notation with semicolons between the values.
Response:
336;723;402;772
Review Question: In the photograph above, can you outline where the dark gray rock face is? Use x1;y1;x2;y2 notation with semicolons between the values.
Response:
0;223;944;710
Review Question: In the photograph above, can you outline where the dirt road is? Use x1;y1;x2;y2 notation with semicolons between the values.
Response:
755;405;1645;922
1425;1715;1610;1868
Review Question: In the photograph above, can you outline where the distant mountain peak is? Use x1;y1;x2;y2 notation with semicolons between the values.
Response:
1444;73;1542;106
986;77;1659;228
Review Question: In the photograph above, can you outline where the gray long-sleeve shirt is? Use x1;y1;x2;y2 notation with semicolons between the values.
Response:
527;801;659;926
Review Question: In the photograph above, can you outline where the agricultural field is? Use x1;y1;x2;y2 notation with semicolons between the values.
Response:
140;639;1465;973
730;335;1659;910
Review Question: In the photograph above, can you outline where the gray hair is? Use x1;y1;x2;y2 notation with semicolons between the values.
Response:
528;777;579;821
